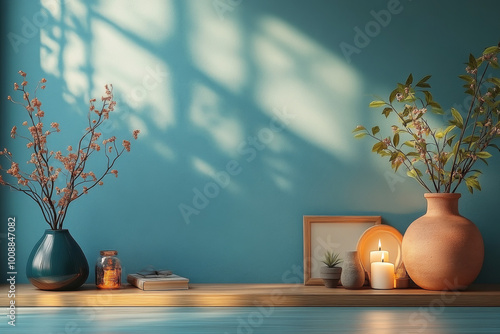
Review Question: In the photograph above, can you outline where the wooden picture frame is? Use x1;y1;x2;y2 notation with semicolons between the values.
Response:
303;215;381;285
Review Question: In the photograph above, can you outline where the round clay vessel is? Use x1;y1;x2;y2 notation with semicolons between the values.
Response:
402;193;484;290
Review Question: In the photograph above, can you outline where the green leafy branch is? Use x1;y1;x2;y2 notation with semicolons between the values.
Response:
354;44;500;193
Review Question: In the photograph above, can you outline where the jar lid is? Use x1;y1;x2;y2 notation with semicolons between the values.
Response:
100;250;118;256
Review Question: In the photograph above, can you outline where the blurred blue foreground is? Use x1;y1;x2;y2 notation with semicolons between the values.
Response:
3;307;500;334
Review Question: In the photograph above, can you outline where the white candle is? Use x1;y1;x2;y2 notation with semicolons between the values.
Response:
370;254;394;289
370;239;389;264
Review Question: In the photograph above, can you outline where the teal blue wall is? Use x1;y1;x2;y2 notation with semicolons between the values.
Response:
1;0;499;284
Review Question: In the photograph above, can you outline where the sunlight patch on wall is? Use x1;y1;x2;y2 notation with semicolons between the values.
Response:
40;1;62;77
191;156;216;178
62;30;89;106
127;114;148;137
63;1;87;30
253;16;362;160
91;20;174;131
152;140;175;161
40;0;175;134
41;0;90;105
40;29;61;76
95;0;175;43
189;82;244;155
190;155;241;195
263;156;294;192
187;0;247;94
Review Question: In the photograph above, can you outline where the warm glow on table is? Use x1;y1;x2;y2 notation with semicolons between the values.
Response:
2;284;500;307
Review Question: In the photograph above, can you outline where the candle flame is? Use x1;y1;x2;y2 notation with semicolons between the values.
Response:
378;239;382;251
381;252;385;263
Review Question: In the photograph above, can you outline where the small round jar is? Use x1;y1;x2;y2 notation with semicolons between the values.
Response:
95;250;121;289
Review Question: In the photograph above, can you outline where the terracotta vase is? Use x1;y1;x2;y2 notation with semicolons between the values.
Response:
402;193;484;291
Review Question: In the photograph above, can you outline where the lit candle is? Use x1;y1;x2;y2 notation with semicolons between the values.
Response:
370;239;389;264
370;253;394;289
101;269;120;289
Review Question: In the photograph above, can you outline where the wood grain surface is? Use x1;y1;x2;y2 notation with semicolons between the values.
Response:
2;283;499;307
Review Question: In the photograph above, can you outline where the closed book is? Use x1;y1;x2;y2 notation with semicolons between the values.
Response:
127;274;189;291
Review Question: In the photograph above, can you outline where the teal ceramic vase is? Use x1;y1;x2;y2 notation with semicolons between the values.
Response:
26;229;89;290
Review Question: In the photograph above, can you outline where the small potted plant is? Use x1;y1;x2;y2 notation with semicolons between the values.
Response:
320;251;343;288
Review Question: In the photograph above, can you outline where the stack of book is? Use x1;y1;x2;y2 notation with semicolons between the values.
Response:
127;269;189;291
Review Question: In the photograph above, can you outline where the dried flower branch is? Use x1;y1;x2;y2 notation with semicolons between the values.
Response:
354;44;500;193
0;71;140;230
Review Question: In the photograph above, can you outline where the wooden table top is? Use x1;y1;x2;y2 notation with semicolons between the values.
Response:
2;283;500;307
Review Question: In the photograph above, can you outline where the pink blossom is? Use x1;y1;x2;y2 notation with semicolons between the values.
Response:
6;161;21;178
31;97;42;107
19;179;29;186
92;132;102;141
122;140;131;152
2;74;138;230
50;172;58;182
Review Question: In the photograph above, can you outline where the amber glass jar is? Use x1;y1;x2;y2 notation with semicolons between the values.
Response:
95;250;121;289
